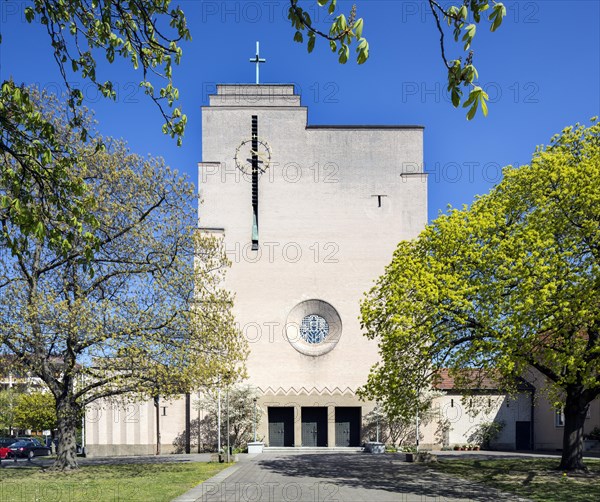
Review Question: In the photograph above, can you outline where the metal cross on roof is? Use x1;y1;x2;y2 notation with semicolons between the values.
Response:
249;41;266;84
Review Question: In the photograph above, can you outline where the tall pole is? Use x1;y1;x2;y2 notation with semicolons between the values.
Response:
226;388;230;463
416;387;420;453
198;390;202;454
416;409;420;452
81;404;86;457
217;388;221;454
253;398;257;442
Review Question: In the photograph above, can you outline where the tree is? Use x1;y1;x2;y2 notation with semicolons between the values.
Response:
1;1;190;252
361;409;422;447
359;390;437;448
14;392;57;434
2;2;505;253
360;119;600;471
1;81;99;258
195;385;261;452
0;389;18;435
466;420;504;450
172;385;260;453
0;91;247;470
288;0;506;119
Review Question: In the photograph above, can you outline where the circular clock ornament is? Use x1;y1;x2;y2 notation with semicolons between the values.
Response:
234;138;272;175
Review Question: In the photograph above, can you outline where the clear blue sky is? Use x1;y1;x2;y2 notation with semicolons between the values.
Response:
1;0;599;221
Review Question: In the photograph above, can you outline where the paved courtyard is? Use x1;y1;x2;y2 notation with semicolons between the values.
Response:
175;451;528;502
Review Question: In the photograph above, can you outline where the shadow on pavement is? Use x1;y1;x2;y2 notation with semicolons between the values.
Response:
256;452;519;501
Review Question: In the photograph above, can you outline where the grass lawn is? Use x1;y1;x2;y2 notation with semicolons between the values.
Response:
431;457;600;502
0;461;229;501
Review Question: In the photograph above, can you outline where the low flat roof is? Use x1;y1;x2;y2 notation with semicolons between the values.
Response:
307;124;424;130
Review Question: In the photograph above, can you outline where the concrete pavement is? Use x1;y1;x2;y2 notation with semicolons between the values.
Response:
174;451;529;502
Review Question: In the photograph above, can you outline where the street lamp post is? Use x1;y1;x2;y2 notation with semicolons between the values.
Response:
217;388;221;454
416;408;420;453
416;385;421;453
197;390;202;453
253;397;257;442
226;388;230;463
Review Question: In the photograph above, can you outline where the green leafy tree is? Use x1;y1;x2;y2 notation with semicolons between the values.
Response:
0;91;247;470
2;1;505;253
361;409;423;447
1;1;190;253
0;81;100;258
288;0;506;119
192;385;262;452
0;389;19;434
360;119;600;472
360;391;437;447
466;420;505;450
173;385;261;453
14;392;57;433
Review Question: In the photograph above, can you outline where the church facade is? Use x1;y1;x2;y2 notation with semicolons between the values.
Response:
84;83;427;454
198;84;427;447
83;84;600;455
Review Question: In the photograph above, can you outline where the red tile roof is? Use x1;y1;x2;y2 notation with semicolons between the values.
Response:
433;369;533;391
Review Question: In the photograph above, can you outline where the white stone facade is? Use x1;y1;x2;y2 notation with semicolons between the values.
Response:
84;83;428;454
198;84;426;447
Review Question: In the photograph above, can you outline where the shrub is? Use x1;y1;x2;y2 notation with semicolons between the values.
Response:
467;421;505;450
584;427;600;441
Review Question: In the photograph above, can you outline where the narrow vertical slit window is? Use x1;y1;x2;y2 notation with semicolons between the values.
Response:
372;194;387;208
251;115;259;250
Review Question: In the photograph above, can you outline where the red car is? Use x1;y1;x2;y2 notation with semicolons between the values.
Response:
0;438;19;459
0;437;40;459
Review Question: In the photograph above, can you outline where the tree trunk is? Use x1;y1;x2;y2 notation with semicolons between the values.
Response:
51;395;80;471
559;390;590;472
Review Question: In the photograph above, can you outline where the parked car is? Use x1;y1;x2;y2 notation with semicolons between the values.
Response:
7;439;51;459
0;437;25;447
0;437;29;459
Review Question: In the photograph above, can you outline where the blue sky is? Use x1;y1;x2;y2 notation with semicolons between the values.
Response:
1;0;599;221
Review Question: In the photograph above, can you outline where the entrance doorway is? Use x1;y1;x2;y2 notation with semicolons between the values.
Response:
335;407;361;446
515;421;532;450
301;407;327;447
268;407;294;447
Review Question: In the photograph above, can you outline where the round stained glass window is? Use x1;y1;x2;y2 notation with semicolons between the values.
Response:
300;314;329;344
286;300;342;356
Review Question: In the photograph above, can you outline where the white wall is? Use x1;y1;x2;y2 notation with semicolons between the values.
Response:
199;84;426;394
